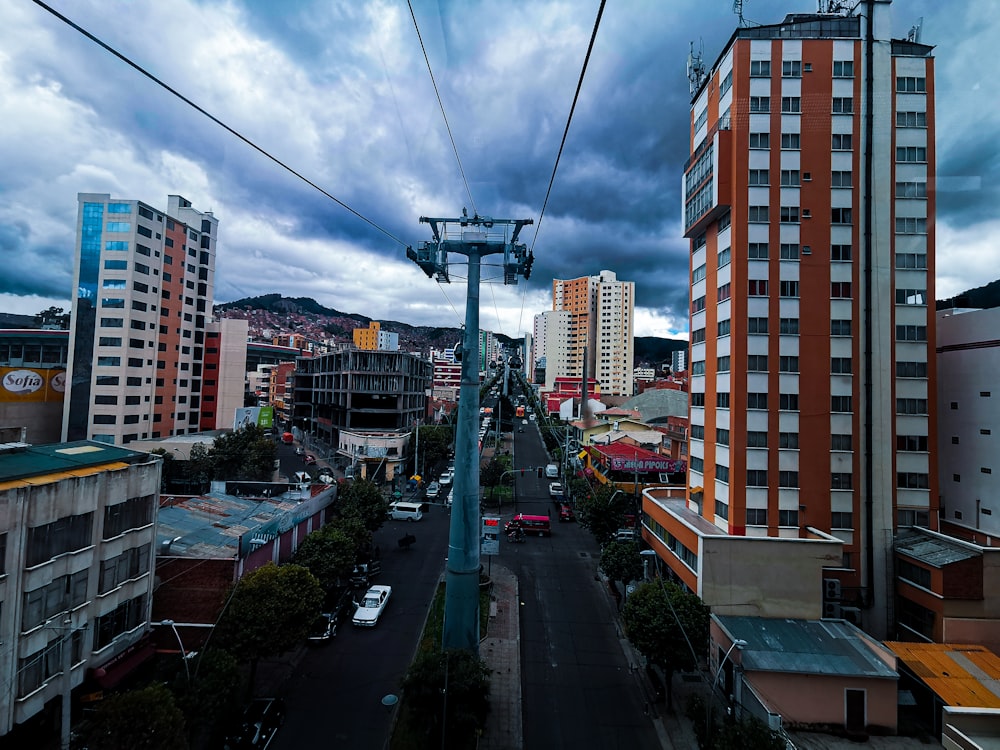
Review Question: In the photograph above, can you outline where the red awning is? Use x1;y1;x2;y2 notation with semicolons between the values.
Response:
92;638;157;689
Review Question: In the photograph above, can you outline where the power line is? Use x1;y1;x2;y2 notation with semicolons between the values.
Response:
405;0;477;217
31;0;408;248
529;0;607;254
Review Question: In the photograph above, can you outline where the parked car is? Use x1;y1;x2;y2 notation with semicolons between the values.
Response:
352;585;392;627
615;528;639;543
307;612;335;644
223;697;286;750
349;560;382;588
425;481;441;499
439;471;452;486
326;587;357;634
558;504;576;522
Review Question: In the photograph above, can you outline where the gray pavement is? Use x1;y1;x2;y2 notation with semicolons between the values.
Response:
479;563;523;750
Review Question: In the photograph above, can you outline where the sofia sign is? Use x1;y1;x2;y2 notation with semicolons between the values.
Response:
3;369;44;395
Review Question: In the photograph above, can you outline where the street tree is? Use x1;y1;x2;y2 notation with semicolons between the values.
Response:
339;478;389;533
85;682;188;750
622;580;709;709
292;525;357;591
401;648;491;749
599;540;644;601
417;424;453;474
576;483;627;546
172;649;241;746
210;425;276;481
216;563;324;690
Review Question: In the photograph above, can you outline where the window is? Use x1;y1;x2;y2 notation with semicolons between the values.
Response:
896;111;927;127
718;247;731;267
896;289;927;305
748;279;768;296
691;393;705;407
780;170;800;186
778;510;799;527
833;60;854;77
831;511;853;529
832;97;853;114
748;242;769;259
748;317;768;334
716;465;730;483
97;337;122;347
779;471;799;488
25;513;94;567
897;472;930;489
779;393;799;411
831;244;852;261
897;398;928;415
692;295;706;313
100;317;124;328
781;133;801;150
750;96;770;113
715;499;730;519
716;428;730;446
896;76;926;92
95;376;119;386
749;132;770;149
99;544;151;594
748;205;769;223
780;206;799;223
96;356;121;367
717;283;731;302
691;425;705;440
831;282;852;298
897;435;929;451
896;217;927;234
690;456;704;472
832;434;852;451
691;327;707;344
105;222;131;233
832;472;853;490
747;392;768;409
831;319;852;336
749;169;769;185
694;108;708;132
102;298;125;309
781;97;801;113
831;357;852;374
831;170;852;188
779;432;799;449
832;207;852;224
897;146;927;163
782;59;802;77
896;181;927;198
779;355;799;372
717;319;730;336
832;133;853;150
779;317;799;334
94;594;147;650
747;431;768;447
747;355;768;372
692;263;707;283
747;508;768;525
717;392;730;408
832;395;853;412
94;395;118;406
717;355;731;372
896;324;927;341
21;570;89;631
779;280;799;297
747;469;768;487
750;60;771;77
720;70;733;95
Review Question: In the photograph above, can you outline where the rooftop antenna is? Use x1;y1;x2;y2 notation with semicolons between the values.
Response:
733;0;748;27
906;17;923;44
687;40;706;96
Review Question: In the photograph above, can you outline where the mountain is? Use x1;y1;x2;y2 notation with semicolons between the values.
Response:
634;336;688;366
937;278;1000;311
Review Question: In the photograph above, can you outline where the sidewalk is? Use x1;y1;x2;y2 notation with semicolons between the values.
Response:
479;563;523;750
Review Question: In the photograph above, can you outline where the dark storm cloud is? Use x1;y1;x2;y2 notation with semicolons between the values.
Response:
0;222;73;298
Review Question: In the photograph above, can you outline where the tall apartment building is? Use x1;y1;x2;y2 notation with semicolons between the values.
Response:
353;321;399;351
552;270;635;397
532;310;572;391
64;194;227;445
677;1;936;636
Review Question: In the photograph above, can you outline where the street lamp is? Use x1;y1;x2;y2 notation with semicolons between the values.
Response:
160;619;195;683
707;638;748;739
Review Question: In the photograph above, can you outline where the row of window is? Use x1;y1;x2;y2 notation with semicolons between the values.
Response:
746;59;854;78
746;96;854;115
747;206;853;224
692;430;927;453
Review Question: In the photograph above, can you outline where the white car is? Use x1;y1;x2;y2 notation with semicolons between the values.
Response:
352;585;391;627
425;481;441;498
439;471;453;486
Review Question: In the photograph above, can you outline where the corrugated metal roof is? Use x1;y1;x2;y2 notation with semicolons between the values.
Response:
895;528;980;567
885;642;1000;708
716;615;897;679
621;388;689;422
0;441;148;485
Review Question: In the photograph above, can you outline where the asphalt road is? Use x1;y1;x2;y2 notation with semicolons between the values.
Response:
507;421;661;749
271;505;452;750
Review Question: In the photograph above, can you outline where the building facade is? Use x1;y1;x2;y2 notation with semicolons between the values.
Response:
353;321;399;352
64;194;221;445
532;310;572;391
552;270;634;397
0;330;69;444
675;2;936;637
0;442;160;737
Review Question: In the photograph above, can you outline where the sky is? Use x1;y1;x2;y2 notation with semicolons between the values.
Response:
1;0;997;340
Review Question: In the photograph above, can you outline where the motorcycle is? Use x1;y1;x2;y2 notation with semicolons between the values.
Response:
506;528;525;543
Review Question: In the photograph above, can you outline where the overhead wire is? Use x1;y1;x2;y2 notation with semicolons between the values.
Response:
31;0;408;248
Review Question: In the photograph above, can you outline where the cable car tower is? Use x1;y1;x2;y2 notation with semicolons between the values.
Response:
407;211;533;653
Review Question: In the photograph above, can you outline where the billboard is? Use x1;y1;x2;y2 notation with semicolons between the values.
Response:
481;516;501;556
233;406;274;430
0;368;66;403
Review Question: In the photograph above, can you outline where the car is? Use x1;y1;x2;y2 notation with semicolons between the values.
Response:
349;560;382;588
352;585;391;627
439;471;452;486
615;528;639;543
558;504;576;522
223;697;286;749
425;481;441;499
308;612;335;643
548;482;564;498
522;419;529;425
326;587;357;634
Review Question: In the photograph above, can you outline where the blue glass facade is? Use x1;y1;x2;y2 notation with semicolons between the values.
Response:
67;202;104;440
78;203;103;302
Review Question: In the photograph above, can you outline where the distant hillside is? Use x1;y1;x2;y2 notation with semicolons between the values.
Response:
937;278;1000;311
634;336;687;366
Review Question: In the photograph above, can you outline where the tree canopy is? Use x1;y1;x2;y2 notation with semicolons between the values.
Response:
85;682;189;750
599;540;644;590
292;525;357;590
339;478;389;533
575;483;627;546
210;425;277;481
401;649;491;749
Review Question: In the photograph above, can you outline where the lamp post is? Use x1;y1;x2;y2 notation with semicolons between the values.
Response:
706;638;748;740
160;619;194;683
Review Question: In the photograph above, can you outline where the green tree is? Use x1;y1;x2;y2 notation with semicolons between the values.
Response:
85;682;188;750
401;649;491;749
622;580;709;709
417;424;453;474
576;483;627;546
210;425;276;481
292;525;357;590
599;540;644;601
172;649;241;746
216;563;324;689
339;478;389;533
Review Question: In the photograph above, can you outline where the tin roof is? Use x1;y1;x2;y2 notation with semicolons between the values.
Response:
885;642;1000;708
0;441;148;487
895;527;980;568
715;615;898;679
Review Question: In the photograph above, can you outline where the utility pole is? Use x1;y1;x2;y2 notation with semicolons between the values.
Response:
407;211;533;653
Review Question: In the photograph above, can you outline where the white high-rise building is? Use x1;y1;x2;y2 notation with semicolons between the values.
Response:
533;310;572;391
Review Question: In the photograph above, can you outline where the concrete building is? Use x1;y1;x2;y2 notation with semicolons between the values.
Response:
532;310;572;391
670;1;936;637
63;194;227;445
0;330;69;444
936;307;1000;545
0;441;160;737
670;347;688;374
552;270;635;397
353;321;399;352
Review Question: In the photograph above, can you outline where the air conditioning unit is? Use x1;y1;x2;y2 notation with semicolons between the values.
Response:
841;607;862;626
823;602;842;619
824;578;842;601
